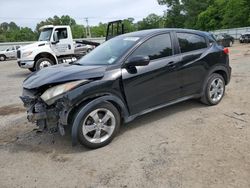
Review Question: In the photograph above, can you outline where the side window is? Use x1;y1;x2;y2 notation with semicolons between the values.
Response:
55;28;68;40
131;34;172;60
177;33;207;53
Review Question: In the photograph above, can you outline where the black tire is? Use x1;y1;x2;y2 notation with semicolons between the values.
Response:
0;55;6;61
201;73;225;106
28;68;35;72
76;101;121;149
35;58;54;71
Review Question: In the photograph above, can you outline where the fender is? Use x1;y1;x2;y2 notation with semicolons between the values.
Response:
71;95;129;146
34;52;58;64
201;65;231;95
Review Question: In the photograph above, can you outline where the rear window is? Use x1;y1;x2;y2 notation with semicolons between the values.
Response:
177;33;207;53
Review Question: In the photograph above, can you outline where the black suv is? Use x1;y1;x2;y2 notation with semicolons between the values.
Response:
21;29;231;149
216;33;234;47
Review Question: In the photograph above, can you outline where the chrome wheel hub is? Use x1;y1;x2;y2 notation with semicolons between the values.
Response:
39;61;52;69
82;108;116;144
209;78;224;103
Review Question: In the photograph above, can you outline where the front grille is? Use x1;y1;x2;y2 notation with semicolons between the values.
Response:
17;50;21;58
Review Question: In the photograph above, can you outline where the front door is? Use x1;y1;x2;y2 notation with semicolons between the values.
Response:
122;33;182;115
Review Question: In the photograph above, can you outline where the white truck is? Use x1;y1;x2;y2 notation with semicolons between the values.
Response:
17;21;125;71
17;25;98;72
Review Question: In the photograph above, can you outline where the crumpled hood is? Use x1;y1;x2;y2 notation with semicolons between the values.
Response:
20;41;49;51
23;63;107;89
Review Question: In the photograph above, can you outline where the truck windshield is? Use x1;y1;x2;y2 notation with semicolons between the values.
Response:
77;36;141;65
38;28;53;41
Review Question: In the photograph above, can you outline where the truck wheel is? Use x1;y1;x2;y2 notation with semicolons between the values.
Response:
200;73;225;106
35;58;54;71
75;101;121;149
0;55;6;61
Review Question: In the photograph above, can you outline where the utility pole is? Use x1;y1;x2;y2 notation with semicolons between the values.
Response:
85;18;91;38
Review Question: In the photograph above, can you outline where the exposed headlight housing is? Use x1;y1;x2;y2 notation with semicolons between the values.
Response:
41;80;88;105
22;51;33;57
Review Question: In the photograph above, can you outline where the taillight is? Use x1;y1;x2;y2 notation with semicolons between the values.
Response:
223;48;229;54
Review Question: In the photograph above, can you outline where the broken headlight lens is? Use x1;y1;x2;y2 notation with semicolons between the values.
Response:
41;80;88;104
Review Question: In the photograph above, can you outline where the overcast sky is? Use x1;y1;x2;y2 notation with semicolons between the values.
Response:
0;0;166;30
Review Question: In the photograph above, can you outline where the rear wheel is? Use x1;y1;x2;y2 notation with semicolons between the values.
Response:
35;58;54;71
0;55;6;61
76;102;121;149
201;73;225;105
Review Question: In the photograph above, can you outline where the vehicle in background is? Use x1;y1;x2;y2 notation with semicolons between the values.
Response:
17;20;124;72
0;45;21;61
239;33;250;43
74;43;95;55
215;33;234;47
21;29;231;149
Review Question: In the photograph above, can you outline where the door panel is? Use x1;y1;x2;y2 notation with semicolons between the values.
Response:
122;56;182;115
175;32;209;96
178;50;207;96
122;33;183;115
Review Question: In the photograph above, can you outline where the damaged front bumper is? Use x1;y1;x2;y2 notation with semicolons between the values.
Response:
20;95;70;135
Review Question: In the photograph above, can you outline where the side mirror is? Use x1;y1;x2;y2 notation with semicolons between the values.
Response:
52;31;59;44
125;55;150;68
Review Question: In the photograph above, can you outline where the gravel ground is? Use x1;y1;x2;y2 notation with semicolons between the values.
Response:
0;43;250;188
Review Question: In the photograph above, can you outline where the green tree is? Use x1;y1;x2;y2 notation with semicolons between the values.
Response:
137;14;164;30
158;0;185;28
222;0;249;28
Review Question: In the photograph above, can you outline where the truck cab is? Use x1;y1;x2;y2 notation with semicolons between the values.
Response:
17;25;75;71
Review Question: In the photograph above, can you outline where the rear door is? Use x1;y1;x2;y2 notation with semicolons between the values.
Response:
175;32;209;96
122;33;182;115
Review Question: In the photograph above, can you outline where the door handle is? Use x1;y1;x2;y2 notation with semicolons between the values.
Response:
166;61;176;69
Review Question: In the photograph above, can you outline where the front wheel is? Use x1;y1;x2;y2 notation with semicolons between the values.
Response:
76;102;121;149
201;73;225;105
35;58;54;71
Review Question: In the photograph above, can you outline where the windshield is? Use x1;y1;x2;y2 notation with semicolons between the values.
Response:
38;28;53;41
77;36;141;65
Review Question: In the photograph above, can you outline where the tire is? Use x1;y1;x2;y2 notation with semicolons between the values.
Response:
35;58;54;71
229;41;233;47
76;101;121;149
28;68;35;72
201;73;225;106
0;55;6;61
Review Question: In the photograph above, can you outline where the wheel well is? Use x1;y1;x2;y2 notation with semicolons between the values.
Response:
67;96;125;126
213;70;228;85
34;53;56;64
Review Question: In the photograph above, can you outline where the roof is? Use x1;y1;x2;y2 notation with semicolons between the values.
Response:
121;28;209;38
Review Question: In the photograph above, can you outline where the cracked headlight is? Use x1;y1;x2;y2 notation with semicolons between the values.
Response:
41;80;88;105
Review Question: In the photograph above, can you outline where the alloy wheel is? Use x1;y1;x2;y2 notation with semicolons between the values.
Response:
82;108;116;144
209;78;224;103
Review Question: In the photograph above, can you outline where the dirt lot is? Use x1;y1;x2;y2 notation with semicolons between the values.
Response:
0;43;250;188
